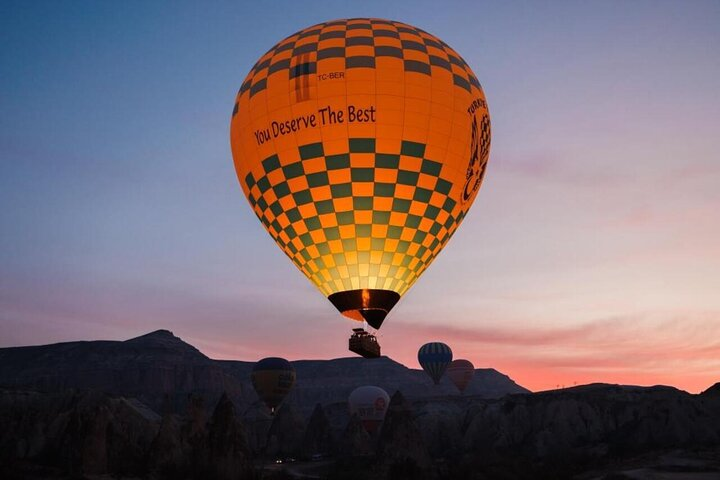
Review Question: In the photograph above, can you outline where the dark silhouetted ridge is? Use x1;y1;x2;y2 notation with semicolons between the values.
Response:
0;330;528;415
701;382;720;397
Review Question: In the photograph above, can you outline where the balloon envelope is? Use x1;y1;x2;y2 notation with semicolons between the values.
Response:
447;359;474;393
348;385;390;434
230;18;491;329
418;342;453;385
251;357;296;413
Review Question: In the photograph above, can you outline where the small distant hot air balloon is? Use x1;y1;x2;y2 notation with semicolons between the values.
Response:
447;359;474;394
230;18;491;356
418;342;453;385
251;357;296;414
348;385;390;434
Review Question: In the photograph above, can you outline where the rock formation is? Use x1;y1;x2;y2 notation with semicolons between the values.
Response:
265;403;307;458
0;388;159;478
301;403;336;457
207;392;252;480
340;413;374;457
0;330;528;418
377;391;431;475
2;332;719;479
0;330;247;414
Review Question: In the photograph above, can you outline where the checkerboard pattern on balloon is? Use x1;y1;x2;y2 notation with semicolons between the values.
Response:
234;18;481;110
243;138;469;297
230;17;491;301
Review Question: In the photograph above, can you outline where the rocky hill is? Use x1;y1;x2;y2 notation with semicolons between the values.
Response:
220;355;526;415
0;330;249;414
2;331;719;479
0;330;527;415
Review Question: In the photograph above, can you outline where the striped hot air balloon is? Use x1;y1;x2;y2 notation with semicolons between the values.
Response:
418;342;453;385
251;357;296;414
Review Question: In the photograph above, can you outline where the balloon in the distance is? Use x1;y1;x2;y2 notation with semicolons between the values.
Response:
348;385;390;434
446;359;475;393
230;18;491;330
251;357;296;414
418;342;453;385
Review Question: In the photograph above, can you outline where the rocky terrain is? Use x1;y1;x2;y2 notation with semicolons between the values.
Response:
1;331;719;479
0;330;527;416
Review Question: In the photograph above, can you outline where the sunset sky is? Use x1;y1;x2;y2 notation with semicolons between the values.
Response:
2;1;719;393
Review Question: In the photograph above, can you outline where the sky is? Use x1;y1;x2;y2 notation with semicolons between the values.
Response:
1;0;719;393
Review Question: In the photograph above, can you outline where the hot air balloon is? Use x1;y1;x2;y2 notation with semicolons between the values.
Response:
447;359;474;393
251;357;296;414
418;342;452;385
230;18;491;354
348;385;390;434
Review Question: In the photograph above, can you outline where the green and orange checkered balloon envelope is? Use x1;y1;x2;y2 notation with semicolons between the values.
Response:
230;18;490;329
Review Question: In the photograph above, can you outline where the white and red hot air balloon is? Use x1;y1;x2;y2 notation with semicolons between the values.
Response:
348;385;390;434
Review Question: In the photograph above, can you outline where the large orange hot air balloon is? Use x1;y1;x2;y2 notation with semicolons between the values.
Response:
230;18;490;334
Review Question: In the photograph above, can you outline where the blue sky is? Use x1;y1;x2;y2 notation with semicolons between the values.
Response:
2;1;719;391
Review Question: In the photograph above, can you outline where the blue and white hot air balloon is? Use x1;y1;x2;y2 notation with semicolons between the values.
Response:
418;342;453;385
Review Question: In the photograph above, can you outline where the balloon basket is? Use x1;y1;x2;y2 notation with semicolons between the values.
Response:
348;328;381;358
